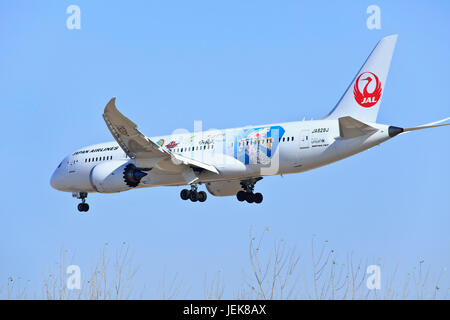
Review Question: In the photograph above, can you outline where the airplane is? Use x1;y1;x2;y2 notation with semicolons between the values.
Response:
50;35;449;212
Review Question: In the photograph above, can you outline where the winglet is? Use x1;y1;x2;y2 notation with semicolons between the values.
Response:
104;97;116;113
103;97;138;131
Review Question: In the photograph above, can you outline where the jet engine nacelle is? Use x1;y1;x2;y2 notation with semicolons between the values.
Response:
206;180;243;197
90;161;148;193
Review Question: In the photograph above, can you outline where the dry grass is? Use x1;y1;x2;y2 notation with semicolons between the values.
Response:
2;230;448;299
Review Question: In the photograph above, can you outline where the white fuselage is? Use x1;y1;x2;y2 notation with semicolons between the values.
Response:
50;119;391;194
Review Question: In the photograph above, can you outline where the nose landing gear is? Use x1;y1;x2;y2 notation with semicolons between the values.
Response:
180;184;207;203
236;178;263;204
73;192;89;212
77;202;89;212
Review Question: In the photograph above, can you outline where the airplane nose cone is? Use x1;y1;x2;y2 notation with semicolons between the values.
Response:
50;170;58;189
50;169;64;191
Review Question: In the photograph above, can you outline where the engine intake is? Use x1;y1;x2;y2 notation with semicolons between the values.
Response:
123;164;148;187
90;161;151;193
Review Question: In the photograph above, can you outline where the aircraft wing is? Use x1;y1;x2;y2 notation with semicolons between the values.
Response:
103;97;168;160
103;97;219;174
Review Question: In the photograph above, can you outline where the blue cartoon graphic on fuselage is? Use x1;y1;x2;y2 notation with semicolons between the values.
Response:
234;126;285;165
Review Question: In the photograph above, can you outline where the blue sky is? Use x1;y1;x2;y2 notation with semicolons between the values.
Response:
1;0;449;298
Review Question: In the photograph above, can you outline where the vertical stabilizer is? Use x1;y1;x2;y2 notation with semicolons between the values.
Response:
326;35;398;122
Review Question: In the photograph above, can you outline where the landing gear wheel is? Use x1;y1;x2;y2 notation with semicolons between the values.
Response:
77;203;89;212
181;185;207;203
238;178;263;204
189;191;198;202
254;193;263;204
180;189;190;200
198;191;207;202
236;191;246;202
245;192;255;203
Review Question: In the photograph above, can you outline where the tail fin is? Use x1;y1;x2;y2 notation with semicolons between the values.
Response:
326;35;398;123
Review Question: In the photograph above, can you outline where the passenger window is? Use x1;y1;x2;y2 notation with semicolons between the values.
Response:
287;137;290;142
292;137;294;141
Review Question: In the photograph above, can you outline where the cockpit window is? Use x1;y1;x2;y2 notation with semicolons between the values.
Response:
57;161;63;168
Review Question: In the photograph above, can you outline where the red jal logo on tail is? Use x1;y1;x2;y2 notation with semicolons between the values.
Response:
353;72;382;108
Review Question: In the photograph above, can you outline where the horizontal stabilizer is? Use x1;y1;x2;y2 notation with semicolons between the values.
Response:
338;116;378;139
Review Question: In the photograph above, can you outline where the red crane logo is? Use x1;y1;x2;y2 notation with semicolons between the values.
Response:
353;72;382;108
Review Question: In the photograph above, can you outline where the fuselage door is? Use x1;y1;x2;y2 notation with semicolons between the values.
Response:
299;129;310;149
67;157;77;174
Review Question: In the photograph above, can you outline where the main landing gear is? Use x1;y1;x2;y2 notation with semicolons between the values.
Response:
236;178;263;204
73;192;89;212
180;184;207;203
